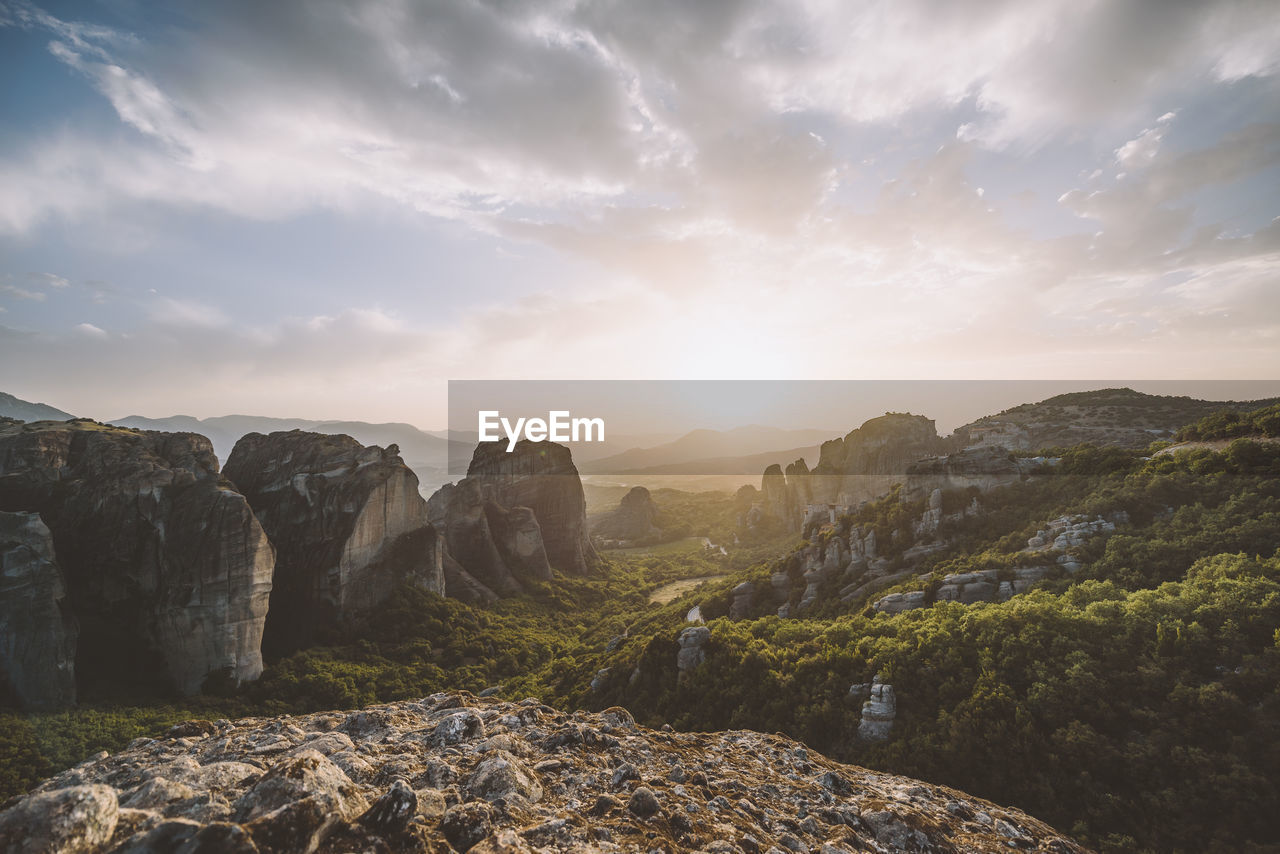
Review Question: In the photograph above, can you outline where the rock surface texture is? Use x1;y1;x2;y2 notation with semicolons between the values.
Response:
0;510;77;709
224;430;444;657
0;693;1092;853
0;420;273;701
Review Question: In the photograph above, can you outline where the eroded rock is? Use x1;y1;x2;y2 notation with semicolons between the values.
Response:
4;693;1092;854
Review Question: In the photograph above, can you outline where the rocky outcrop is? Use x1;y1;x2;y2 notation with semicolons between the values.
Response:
856;677;897;743
224;431;444;657
873;591;927;614
589;486;663;546
429;441;596;597
465;441;597;576
728;581;755;620
904;446;1030;500
0;511;77;709
0;693;1091;853
676;626;710;673
0;420;273;701
751;414;953;533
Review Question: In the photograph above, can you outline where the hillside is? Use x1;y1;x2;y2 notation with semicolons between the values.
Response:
957;387;1280;450
0;392;74;423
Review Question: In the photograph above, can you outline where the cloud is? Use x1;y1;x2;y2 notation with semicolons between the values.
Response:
0;283;46;301
25;271;69;289
0;0;1276;413
1113;112;1177;170
148;297;230;329
2;0;1276;238
75;322;107;338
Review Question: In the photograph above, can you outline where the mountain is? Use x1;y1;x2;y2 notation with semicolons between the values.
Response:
580;426;837;474
0;692;1091;854
0;392;74;423
955;386;1280;450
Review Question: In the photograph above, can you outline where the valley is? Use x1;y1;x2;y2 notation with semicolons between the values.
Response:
1;389;1278;853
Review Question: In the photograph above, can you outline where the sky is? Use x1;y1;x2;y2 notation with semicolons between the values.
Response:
0;0;1278;428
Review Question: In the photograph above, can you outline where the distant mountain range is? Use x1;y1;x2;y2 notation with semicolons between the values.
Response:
0;392;74;423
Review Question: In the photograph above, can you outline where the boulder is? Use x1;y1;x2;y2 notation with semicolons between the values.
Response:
0;783;118;853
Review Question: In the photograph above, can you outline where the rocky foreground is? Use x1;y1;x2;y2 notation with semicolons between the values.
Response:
0;693;1089;854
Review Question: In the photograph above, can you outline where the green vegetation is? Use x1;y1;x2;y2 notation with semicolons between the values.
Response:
581;442;1280;853
1175;402;1280;442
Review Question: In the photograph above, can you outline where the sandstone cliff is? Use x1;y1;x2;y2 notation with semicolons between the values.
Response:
0;510;77;709
0;420;273;701
224;431;444;657
0;692;1092;853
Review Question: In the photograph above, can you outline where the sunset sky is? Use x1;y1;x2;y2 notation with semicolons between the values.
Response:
1;0;1278;427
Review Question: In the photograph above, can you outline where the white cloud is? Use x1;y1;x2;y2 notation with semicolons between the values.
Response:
0;283;46;301
75;322;107;338
148;297;230;329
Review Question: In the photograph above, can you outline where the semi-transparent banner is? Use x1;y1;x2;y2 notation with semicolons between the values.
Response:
444;380;1280;477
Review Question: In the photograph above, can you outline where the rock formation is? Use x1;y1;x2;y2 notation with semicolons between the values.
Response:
0;510;77;709
224;431;444;657
856;676;897;743
427;479;545;599
751;414;953;533
588;486;663;546
429;441;597;598
0;420;273;701
0;692;1092;853
466;440;597;576
675;626;710;673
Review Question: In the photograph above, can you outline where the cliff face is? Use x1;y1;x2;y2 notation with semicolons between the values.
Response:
0;421;273;701
224;431;444;657
0;511;77;709
426;480;544;599
752;414;951;532
0;692;1092;854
